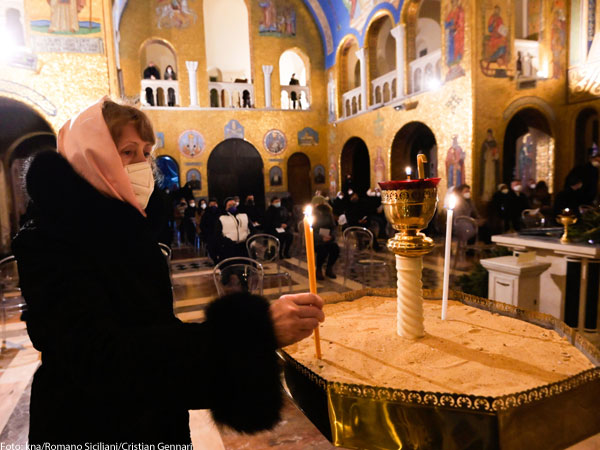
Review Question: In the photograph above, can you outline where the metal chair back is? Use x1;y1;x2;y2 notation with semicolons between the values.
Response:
213;257;264;296
343;226;375;252
0;256;26;352
246;234;280;263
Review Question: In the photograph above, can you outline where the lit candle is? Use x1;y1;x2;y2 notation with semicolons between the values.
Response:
303;205;322;359
441;194;456;320
405;166;412;180
417;154;427;179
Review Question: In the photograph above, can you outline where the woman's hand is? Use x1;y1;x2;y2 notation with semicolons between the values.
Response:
269;293;325;348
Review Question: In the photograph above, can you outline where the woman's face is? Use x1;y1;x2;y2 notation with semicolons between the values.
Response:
117;123;153;167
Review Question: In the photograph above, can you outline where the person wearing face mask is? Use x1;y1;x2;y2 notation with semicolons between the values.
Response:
179;198;198;246
453;184;491;242
240;195;263;230
508;180;530;230
488;183;512;234
265;197;293;259
566;146;600;205
11;98;325;445
200;198;221;263
215;197;252;261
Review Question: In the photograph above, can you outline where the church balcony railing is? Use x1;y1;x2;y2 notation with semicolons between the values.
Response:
208;81;254;108
514;39;540;79
341;86;362;118
408;48;442;95
140;79;180;107
370;70;398;107
280;85;310;110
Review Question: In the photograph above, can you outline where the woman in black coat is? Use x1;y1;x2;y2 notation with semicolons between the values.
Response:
12;98;324;445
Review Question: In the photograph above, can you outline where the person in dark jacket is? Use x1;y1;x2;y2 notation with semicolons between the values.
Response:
200;198;220;263
12;98;324;445
566;147;600;205
312;203;339;280
265;197;293;258
240;194;264;230
554;174;586;217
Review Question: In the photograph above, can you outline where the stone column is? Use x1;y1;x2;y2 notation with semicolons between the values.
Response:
262;65;274;108
355;48;368;112
185;61;199;107
390;24;405;99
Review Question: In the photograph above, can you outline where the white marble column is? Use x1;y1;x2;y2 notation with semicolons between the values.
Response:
262;65;274;108
390;24;405;99
355;48;367;112
185;61;199;107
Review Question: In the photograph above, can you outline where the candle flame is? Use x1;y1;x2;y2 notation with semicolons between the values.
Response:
405;166;412;175
304;205;314;226
448;194;457;210
564;208;569;213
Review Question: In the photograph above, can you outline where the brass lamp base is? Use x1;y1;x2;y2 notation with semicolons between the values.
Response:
557;214;577;244
387;232;435;257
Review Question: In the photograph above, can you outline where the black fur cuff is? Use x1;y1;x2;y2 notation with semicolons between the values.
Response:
205;293;282;433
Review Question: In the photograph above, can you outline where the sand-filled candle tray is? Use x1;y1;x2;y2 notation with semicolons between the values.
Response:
279;288;600;450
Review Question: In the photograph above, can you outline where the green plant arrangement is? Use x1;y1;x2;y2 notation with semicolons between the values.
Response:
568;207;600;243
457;246;512;298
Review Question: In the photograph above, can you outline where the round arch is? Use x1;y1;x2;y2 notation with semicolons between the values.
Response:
287;152;312;205
365;13;396;105
340;137;371;195
279;48;311;110
336;35;361;116
390;122;437;180
139;37;178;78
207;138;265;210
574;107;599;167
503;107;554;191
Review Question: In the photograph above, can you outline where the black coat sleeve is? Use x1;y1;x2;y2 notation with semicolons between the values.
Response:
13;231;282;433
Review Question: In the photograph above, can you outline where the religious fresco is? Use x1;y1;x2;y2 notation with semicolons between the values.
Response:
342;0;401;32
479;129;499;202
269;166;283;186
527;0;543;39
178;130;205;158
329;153;338;197
551;0;567;79
480;3;510;78
264;129;287;154
515;128;554;190
155;0;197;29
298;127;319;145
258;0;296;37
374;146;386;185
444;0;466;81
185;169;201;190
445;135;465;189
314;164;326;184
155;132;164;149
225;119;245;140
373;111;384;138
29;0;101;34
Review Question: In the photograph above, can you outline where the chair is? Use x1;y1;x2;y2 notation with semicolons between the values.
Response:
294;219;306;266
158;242;172;260
213;257;264;296
521;208;544;228
0;256;26;353
453;216;494;268
246;234;292;295
342;227;389;287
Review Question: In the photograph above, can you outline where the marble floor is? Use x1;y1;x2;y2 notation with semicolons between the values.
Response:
1;237;599;449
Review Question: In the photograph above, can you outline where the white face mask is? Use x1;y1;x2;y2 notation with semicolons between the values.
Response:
501;188;509;194
125;161;154;210
348;189;354;195
463;192;471;199
530;184;536;190
514;185;523;193
200;203;207;210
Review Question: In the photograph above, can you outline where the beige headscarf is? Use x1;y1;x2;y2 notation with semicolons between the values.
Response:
57;97;146;216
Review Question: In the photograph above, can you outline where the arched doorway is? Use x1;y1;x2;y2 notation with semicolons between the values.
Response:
287;152;311;205
340;137;371;195
503;108;554;191
390;122;437;180
207;138;265;209
155;155;180;190
575;108;599;167
0;97;55;255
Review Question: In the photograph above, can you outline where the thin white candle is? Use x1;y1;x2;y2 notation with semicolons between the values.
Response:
441;194;456;320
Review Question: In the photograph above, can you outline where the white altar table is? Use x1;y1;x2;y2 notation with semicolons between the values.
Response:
492;233;600;332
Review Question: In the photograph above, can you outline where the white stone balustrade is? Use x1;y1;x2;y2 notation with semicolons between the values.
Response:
408;48;442;95
341;86;362;118
208;82;254;108
514;39;540;78
280;85;310;110
371;70;398;107
140;79;180;107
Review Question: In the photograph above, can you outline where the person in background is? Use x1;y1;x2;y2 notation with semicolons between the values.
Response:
488;183;512;234
508;180;530;230
200;198;220;263
554;174;586;217
289;73;300;109
163;65;177;107
312;203;339;280
530;180;552;218
241;195;263;231
12;98;324;445
215;197;251;261
142;62;160;106
342;174;354;196
265;197;293;259
567;146;600;205
453;184;491;243
195;198;207;237
331;191;346;217
180;198;197;246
